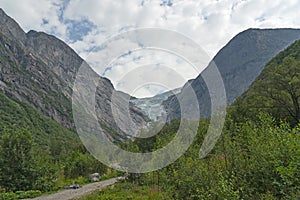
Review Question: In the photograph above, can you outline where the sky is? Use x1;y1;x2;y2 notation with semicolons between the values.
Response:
0;0;300;97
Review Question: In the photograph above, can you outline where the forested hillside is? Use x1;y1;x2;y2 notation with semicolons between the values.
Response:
232;39;300;126
0;91;109;199
0;92;78;147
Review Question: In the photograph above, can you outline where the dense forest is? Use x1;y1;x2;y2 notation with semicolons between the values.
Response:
82;114;299;199
1;40;300;199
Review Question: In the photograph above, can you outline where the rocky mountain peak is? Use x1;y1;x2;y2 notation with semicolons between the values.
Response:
25;30;82;87
0;8;26;44
0;8;149;139
162;28;300;121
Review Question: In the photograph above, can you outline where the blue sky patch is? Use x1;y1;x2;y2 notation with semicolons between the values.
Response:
160;0;173;7
67;19;96;41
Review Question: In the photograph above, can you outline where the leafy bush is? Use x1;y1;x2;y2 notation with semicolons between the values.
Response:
0;192;17;200
15;190;42;198
0;190;41;200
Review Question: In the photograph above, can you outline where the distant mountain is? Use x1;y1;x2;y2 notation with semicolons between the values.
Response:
130;88;181;121
0;8;148;140
162;28;300;120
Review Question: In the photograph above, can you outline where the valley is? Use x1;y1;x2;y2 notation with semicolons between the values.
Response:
0;7;299;200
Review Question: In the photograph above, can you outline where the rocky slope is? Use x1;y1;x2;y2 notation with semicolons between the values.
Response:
0;8;148;140
162;28;300;120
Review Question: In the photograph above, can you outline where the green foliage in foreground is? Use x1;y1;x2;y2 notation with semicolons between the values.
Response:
110;114;300;200
0;92;109;194
0;128;34;191
78;182;170;200
0;127;108;194
0;190;41;200
81;114;299;200
0;127;57;192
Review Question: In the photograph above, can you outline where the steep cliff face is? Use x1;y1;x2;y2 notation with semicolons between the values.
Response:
0;9;148;138
25;30;80;88
0;9;26;44
163;28;300;120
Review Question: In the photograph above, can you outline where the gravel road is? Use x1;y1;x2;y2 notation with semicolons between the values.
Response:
24;177;123;200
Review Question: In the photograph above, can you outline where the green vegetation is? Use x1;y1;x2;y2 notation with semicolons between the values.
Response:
232;39;300;126
0;127;35;191
78;182;169;200
0;190;41;200
1;38;300;200
0;93;109;198
81;114;300;199
81;39;300;199
96;114;299;199
0;92;77;147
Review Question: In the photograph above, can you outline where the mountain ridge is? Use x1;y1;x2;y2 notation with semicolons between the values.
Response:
0;8;148;139
161;28;300;121
0;8;26;44
231;38;300;125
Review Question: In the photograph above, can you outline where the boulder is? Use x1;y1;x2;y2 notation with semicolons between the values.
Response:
88;173;100;182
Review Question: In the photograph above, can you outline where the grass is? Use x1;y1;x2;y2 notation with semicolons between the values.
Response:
78;182;171;200
0;190;42;200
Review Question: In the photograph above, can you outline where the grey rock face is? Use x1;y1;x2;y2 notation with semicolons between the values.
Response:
163;28;300;120
25;30;80;88
0;8;26;44
0;9;148;138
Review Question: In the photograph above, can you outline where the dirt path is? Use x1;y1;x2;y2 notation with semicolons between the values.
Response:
24;177;123;200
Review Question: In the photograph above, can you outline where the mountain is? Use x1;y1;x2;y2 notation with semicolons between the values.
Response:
231;39;300;125
162;28;300;120
0;8;26;44
0;8;148;140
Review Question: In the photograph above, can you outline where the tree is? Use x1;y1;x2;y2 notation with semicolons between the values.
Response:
0;127;34;191
64;151;106;178
233;56;300;126
257;57;300;125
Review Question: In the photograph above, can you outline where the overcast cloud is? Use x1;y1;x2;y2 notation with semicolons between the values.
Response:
0;0;300;97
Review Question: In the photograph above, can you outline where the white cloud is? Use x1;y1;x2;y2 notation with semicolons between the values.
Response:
0;0;68;40
103;49;197;97
1;0;300;97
